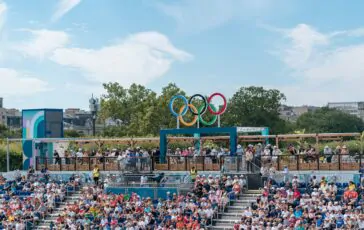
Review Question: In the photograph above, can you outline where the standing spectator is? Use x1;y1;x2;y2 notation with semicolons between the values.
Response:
255;143;262;167
245;145;254;172
272;145;282;165
54;150;61;165
236;145;243;169
64;150;70;165
341;145;349;154
190;166;197;182
324;146;333;163
92;165;100;185
283;165;289;183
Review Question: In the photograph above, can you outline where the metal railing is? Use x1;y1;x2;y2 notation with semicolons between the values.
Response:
35;154;364;172
36;156;152;172
271;153;363;171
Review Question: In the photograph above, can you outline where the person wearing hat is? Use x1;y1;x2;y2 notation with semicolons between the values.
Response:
245;145;254;172
236;144;244;169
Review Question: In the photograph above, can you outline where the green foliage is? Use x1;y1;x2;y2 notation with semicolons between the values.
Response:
0;125;21;139
100;82;159;136
99;84;297;137
64;129;83;138
296;107;364;133
223;86;289;133
0;141;23;172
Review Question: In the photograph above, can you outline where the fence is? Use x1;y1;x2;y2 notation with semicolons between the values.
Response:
36;156;152;173
154;156;222;171
35;154;364;172
105;187;181;200
272;153;364;171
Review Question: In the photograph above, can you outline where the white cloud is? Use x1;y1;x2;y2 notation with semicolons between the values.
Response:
272;24;364;106
0;68;49;96
12;29;69;59
52;0;82;22
50;31;192;86
157;0;285;33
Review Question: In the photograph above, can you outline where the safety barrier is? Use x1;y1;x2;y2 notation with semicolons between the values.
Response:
36;154;364;172
272;153;363;171
105;187;180;200
36;156;152;173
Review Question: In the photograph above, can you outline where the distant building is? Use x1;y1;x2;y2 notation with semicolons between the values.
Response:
328;102;364;120
63;108;112;135
279;105;317;122
0;98;21;129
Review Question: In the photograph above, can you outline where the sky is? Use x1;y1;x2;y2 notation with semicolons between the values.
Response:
2;0;364;110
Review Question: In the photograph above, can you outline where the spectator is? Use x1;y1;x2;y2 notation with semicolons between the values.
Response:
236;175;364;229
54;150;61;165
92;165;100;185
190;166;197;183
245;145;254;172
272;146;282;163
323;146;333;163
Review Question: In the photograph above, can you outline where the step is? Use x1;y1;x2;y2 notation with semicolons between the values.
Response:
226;209;246;213
227;206;246;212
219;212;242;217
218;214;241;220
213;219;238;226
245;190;261;194
237;195;259;199
232;199;255;203
209;227;233;230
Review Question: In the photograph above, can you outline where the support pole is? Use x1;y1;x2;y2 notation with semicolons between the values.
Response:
177;117;180;129
218;116;221;127
32;140;36;170
6;138;9;172
92;114;96;137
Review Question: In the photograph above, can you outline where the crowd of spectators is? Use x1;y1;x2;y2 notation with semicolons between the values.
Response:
51;173;246;229
0;168;81;230
233;174;364;229
53;147;154;172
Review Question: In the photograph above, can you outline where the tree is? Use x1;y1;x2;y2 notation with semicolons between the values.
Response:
296;107;364;133
0;125;21;139
100;83;159;136
64;129;83;138
223;86;289;133
156;83;186;129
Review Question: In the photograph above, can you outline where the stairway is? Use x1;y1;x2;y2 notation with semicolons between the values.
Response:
209;190;261;230
35;190;82;229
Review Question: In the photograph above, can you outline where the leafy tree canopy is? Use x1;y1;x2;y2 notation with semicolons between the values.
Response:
100;84;291;136
223;86;289;133
296;107;364;133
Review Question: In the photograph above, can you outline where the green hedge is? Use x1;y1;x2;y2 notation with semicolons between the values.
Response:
0;149;22;172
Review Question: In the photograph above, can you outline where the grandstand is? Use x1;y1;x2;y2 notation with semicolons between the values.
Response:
3;107;363;229
2;131;364;229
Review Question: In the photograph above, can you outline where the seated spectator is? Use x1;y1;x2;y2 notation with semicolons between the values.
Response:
237;175;363;229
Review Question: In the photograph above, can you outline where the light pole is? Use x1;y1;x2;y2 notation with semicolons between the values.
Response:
89;95;100;136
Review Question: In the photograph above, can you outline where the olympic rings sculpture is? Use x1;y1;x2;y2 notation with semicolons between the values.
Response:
168;93;227;127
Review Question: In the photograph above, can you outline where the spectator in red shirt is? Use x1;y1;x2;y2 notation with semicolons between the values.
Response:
293;188;301;200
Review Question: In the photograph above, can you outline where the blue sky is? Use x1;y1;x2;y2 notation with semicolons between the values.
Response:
1;0;364;110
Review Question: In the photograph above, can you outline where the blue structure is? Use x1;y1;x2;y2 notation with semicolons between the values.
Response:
159;127;238;163
237;127;270;144
22;109;64;170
